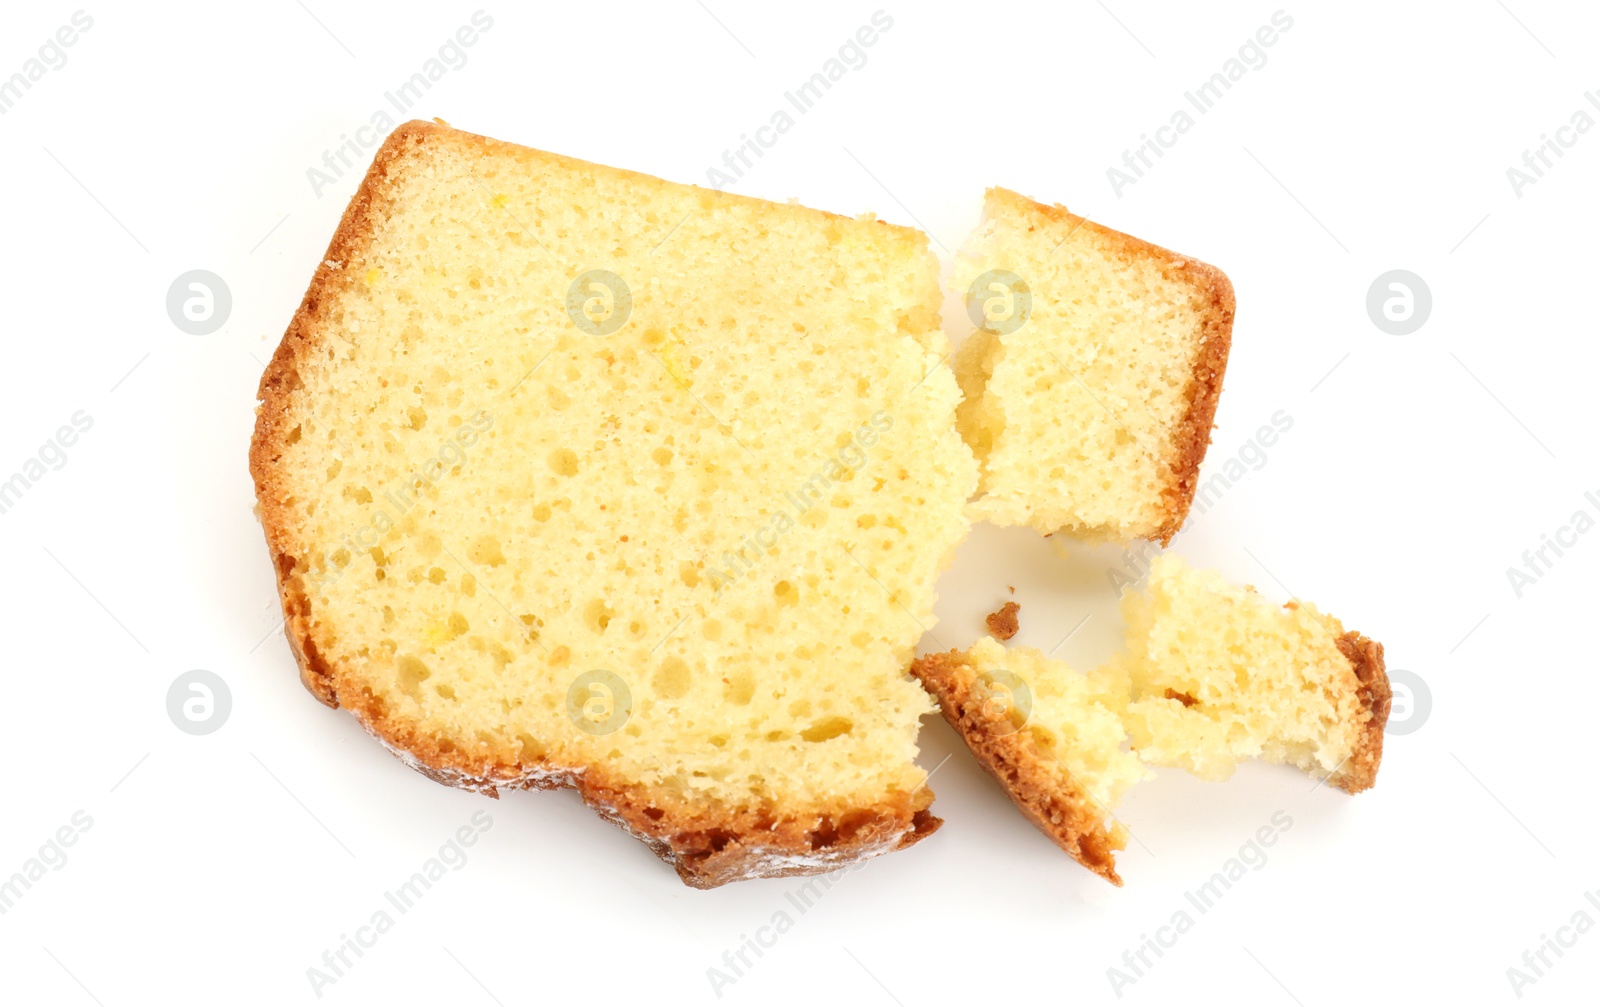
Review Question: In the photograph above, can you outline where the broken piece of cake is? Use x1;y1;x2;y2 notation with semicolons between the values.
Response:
911;637;1149;884
1118;554;1390;794
913;556;1389;884
952;187;1235;545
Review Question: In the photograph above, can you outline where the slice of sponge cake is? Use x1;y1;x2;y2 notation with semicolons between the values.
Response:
911;637;1149;884
953;188;1234;545
1118;555;1390;793
250;120;977;887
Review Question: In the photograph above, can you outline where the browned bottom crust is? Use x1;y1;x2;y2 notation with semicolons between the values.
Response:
1329;631;1391;794
985;600;1021;640
910;649;1125;885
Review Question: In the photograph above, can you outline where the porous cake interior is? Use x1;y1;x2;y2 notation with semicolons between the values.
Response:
952;187;1224;542
1118;555;1371;785
256;125;975;830
964;637;1148;824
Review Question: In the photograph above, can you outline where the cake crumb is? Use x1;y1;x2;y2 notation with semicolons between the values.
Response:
1162;688;1198;708
985;601;1021;640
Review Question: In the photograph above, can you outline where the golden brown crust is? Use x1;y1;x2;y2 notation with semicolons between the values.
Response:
1331;631;1390;794
334;679;940;889
985;600;1020;640
985;188;1235;545
247;119;941;889
250;122;437;707
910;649;1124;885
1157;265;1233;545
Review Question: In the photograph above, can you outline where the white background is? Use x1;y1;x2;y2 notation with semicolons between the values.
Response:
1;1;1596;1004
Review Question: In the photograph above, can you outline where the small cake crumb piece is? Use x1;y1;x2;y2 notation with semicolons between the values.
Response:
985;601;1021;640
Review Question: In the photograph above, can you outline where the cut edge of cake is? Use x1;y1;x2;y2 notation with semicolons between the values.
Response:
248;119;953;889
